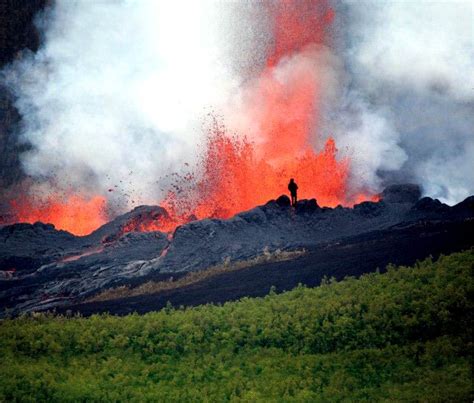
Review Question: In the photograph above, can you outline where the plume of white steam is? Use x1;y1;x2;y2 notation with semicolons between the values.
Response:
2;0;240;209
324;96;408;194
341;0;474;204
351;1;474;102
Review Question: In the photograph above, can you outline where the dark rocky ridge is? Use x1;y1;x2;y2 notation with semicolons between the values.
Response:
1;184;473;316
66;219;474;316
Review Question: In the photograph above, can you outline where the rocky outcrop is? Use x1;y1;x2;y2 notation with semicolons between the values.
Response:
0;222;77;273
87;205;172;244
1;185;473;316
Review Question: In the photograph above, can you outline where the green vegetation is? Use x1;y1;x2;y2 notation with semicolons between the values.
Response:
1;250;472;402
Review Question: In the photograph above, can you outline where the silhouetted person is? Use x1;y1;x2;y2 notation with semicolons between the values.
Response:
288;178;298;206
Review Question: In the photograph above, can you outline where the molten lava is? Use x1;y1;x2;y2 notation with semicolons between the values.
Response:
161;1;367;224
265;0;334;67
117;209;178;237
9;194;107;236
162;118;364;224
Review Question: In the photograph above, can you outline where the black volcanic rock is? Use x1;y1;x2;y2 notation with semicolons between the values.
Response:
453;196;474;214
295;199;319;214
67;219;474;317
0;221;77;272
275;195;291;207
0;205;170;273
91;205;171;244
354;201;385;217
412;197;449;213
1;184;473;316
381;184;421;204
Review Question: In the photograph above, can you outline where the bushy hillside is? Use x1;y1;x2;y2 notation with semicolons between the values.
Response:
0;250;472;401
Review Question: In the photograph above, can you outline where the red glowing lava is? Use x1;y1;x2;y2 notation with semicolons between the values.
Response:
256;0;333;163
9;194;108;236
162;117;370;224
266;0;334;67
161;1;372;224
117;209;178;236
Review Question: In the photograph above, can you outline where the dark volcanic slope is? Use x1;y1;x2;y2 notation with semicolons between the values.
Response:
64;219;474;316
1;184;473;316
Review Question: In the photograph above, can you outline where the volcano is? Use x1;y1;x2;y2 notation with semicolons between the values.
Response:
1;183;473;317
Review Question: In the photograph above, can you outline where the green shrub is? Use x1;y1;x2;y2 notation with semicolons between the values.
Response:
1;249;472;401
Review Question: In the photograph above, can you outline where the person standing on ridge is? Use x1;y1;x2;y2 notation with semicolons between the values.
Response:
288;178;298;206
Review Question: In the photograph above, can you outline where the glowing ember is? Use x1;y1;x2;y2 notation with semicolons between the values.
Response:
116;209;178;237
9;195;107;236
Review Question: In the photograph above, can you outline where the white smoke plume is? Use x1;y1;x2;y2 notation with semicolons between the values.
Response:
2;1;241;210
338;0;474;204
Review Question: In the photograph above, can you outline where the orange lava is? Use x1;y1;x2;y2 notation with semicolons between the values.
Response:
256;0;333;163
119;212;178;235
265;0;334;67
10;194;108;236
161;1;373;224
162;119;366;224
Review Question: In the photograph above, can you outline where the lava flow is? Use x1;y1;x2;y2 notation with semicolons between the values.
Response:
162;118;355;224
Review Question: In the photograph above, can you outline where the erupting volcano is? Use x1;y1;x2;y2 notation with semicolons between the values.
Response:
3;1;375;236
161;117;373;227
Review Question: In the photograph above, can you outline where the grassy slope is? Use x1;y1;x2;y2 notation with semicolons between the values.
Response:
0;250;472;402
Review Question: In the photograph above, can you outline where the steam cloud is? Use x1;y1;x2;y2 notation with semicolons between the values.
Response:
337;0;474;203
2;1;241;209
1;0;473;211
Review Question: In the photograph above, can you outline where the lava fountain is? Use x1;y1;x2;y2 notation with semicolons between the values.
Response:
160;1;372;224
